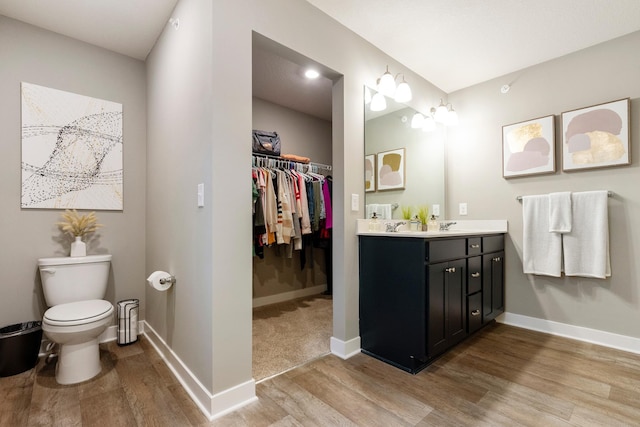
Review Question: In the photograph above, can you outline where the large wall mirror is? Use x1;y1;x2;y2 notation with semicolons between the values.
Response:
364;87;446;220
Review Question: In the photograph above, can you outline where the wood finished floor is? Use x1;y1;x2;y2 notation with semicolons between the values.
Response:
2;322;640;426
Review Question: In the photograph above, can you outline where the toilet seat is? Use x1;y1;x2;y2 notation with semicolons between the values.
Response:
44;299;113;326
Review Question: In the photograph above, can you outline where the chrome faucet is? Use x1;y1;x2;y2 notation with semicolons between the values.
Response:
386;221;406;232
439;221;457;231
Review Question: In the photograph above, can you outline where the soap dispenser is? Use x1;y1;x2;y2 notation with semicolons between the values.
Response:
427;215;439;232
410;215;421;232
368;212;379;231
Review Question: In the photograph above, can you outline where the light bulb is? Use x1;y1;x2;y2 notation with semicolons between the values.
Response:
378;66;396;97
445;107;458;126
434;99;448;123
304;69;320;79
411;112;424;128
370;92;387;111
394;81;412;103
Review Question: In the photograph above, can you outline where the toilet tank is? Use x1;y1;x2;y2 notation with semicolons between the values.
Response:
38;254;112;307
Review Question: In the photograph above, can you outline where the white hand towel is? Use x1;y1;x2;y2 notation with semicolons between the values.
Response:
365;203;392;220
563;191;610;279
549;192;572;233
378;204;392;220
522;195;563;277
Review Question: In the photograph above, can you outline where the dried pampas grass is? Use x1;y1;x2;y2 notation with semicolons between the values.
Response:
56;209;103;237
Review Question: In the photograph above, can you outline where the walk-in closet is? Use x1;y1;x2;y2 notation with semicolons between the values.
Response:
251;34;334;381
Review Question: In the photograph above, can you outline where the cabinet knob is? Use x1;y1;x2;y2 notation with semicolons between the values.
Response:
470;244;480;249
471;272;480;278
493;257;502;262
445;267;456;273
471;309;480;316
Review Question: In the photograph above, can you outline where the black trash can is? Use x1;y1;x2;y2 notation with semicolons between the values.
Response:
0;321;43;377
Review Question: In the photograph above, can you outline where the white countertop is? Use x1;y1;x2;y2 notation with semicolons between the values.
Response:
356;219;508;238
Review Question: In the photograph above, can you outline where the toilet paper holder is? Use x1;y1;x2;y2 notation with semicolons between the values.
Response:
159;275;176;285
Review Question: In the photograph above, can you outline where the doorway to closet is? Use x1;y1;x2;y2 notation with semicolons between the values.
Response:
251;33;336;382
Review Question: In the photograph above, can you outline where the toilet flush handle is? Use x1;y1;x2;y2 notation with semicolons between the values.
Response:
40;268;56;274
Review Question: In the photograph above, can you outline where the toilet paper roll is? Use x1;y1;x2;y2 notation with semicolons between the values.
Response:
147;270;173;291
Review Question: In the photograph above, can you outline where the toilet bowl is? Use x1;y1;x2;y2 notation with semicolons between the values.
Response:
42;299;114;384
38;254;113;385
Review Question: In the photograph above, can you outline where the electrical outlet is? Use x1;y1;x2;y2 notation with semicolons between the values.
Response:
432;204;440;216
459;202;468;216
351;194;359;211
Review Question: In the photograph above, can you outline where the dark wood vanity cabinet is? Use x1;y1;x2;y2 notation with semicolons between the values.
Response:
359;234;505;373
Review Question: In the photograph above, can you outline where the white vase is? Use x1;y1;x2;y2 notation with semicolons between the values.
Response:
70;236;86;257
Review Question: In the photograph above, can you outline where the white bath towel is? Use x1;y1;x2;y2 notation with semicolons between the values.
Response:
365;203;392;220
549;192;572;233
522;195;563;277
563;191;610;279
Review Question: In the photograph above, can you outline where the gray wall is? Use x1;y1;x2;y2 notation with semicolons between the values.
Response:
146;0;445;403
0;17;147;327
447;31;640;339
145;0;215;389
252;97;331;300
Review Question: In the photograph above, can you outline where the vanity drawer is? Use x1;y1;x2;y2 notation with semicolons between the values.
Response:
468;292;483;333
467;238;481;256
483;235;504;253
467;256;482;294
427;239;466;263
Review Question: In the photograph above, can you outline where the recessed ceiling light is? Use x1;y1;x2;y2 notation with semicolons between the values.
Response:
305;69;320;79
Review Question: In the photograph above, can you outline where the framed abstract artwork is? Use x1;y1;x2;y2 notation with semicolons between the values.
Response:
364;154;376;192
21;82;123;210
502;115;555;178
561;98;630;171
376;148;405;191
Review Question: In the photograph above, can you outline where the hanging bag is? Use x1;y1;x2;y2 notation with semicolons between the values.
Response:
252;130;281;156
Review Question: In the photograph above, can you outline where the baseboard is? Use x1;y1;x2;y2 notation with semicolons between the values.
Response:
143;321;257;421
330;335;361;359
499;312;640;355
252;285;327;308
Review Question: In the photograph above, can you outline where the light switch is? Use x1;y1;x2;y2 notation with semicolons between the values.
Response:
197;183;204;207
432;204;440;216
459;202;468;216
351;194;359;211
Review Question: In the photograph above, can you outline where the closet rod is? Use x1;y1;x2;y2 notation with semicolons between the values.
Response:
516;191;613;202
252;153;332;171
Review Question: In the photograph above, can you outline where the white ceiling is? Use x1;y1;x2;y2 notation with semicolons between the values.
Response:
3;0;640;118
306;0;640;93
0;0;178;60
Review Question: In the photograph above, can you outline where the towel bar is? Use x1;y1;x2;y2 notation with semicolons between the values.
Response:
516;191;613;202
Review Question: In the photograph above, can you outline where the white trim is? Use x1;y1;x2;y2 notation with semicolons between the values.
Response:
143;321;257;421
252;285;327;308
499;312;640;355
330;335;361;359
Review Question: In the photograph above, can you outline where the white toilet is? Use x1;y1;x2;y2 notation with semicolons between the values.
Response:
38;254;114;385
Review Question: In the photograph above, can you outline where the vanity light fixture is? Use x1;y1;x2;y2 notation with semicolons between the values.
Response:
376;65;413;103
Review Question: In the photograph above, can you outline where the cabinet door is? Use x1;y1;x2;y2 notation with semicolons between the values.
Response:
482;251;504;322
427;259;466;357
